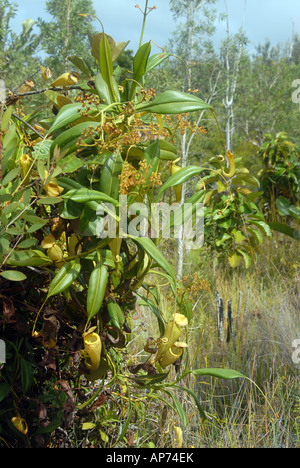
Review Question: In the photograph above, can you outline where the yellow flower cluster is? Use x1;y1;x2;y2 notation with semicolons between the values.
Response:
119;160;162;195
165;114;207;138
178;273;211;299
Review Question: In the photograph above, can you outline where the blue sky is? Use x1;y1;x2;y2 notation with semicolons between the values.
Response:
10;0;300;54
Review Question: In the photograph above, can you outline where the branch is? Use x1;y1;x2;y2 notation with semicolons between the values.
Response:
5;85;84;106
12;112;46;139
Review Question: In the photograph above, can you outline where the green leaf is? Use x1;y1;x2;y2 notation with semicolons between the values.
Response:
145;52;170;74
82;422;96;430
68;55;91;76
137;90;213;115
62;188;118;206
228;252;241;268
47;259;81;299
37;197;63;205
99;33;117;102
107;300;124;330
129;372;169;386
87;265;108;321
99;152;123;200
22;213;48;226
137;294;165;337
95;73;113;105
132;236;175;280
7;250;51;267
1;106;13;131
268;222;299;240
232;229;246;244
130;42;151;100
20;358;34;393
116;397;132;444
164;390;188;429
173;385;206;420
158;140;178;161
57;154;84;173
0;383;10;402
157;165;205;200
48;103;83;133
60;198;84;219
246;227;263;245
1;167;20;187
192;368;246;380
133;42;151;82
276;196;291;216
250;219;272;237
237;249;252;269
0;270;27;281
50;121;100;158
32;140;52;160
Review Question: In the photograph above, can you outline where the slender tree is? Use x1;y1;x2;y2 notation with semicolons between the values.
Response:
37;0;96;75
168;0;219;280
220;0;247;153
0;0;39;89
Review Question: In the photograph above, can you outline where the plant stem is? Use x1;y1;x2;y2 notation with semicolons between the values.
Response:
139;0;149;48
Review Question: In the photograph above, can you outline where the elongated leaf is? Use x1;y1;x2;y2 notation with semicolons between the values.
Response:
7;250;51;267
20;358;34;393
99;33;116;102
0;383;10;402
136;293;165;336
268;222;299;240
99;151;123;200
137;90;213;115
95;73;112;105
237;249;252;269
192;368;245;380
87;265;108;321
129;372;169;386
107;300;124;330
1;167;20;187
145;52;170;74
173;385;206;420
157;166;205;200
68;55;91;76
164;390;188;429
47;259;81;299
116;397;132;444
250;220;272;237
133;42;152;82
50;121;100;158
48;103;83;133
276;196;291;216
0;270;27;282
158;140;178;160
132;236;175;280
129;42;151;100
61;188;118;206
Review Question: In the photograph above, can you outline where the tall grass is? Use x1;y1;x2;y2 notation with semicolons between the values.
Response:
145;234;300;448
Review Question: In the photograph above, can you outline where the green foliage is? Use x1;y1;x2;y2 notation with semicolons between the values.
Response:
258;132;300;209
198;153;272;269
0;16;246;447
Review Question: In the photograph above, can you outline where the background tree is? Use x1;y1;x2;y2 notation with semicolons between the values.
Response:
37;0;96;75
0;0;39;90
